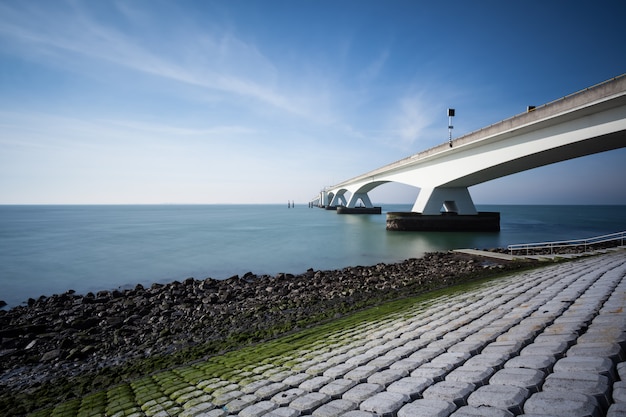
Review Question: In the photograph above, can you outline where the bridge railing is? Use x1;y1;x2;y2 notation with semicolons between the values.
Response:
508;231;626;256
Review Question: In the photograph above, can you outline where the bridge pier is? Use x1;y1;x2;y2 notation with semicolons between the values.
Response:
388;186;499;231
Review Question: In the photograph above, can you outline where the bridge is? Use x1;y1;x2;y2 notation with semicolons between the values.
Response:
311;74;626;230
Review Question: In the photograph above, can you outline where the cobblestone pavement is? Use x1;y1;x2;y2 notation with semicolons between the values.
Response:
29;250;626;417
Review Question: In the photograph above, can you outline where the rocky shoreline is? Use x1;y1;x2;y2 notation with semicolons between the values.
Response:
0;251;531;414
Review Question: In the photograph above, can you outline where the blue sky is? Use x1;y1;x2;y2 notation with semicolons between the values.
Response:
0;0;625;205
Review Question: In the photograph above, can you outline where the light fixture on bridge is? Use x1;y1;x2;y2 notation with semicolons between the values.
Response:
448;108;455;147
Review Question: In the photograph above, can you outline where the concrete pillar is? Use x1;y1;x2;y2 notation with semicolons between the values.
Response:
411;187;478;215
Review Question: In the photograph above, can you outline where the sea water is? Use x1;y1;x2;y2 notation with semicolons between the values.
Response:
1;204;625;308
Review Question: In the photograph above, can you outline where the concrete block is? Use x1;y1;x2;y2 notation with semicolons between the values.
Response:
463;354;508;371
422;381;475;407
448;340;488;355
384;345;419;360
397;399;457;417
567;342;624;363
341;410;376;417
408;347;445;362
612;380;626;403
489;368;544;393
255;382;287;400
431;352;471;368
225;394;258;414
346;353;376;366
481;341;524;359
445;366;494;386
523;391;601;417
307;362;334;376
213;390;244;406
271;388;306;406
341;383;384;404
312;399;356;417
359;391;409;417
542;371;610;411
504;354;555;372
264;407;300;417
344;365;377;383
520;340;570;357
554;356;616;381
387;376;433;400
241;379;271;394
283;373;311;387
289;392;330;414
618;362;626;381
239;400;278;417
451;405;514;416
319;379;357;399
467;384;529;415
410;366;447;382
389;358;422;372
366;356;396;369
366;369;406;387
323;363;357;379
300;376;332;392
608;402;626;417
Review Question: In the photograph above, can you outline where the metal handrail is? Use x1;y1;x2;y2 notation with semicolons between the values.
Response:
508;231;626;256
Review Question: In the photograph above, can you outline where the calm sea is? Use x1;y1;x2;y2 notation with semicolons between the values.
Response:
1;204;625;309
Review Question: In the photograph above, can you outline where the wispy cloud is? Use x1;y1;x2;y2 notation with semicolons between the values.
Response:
0;1;321;119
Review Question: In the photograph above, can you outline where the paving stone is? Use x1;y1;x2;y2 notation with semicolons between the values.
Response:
397;399;457;417
300;376;333;392
554;356;616;381
289;392;330;414
387;376;433;400
344;365;378;383
448;340;488;355
467;384;529;415
523;390;600;417
613;380;626;403
608;402;626;417
213;390;244;406
255;382;287;400
283;373;311;387
342;383;384;404
359;391;409;416
242;379;271;394
341;410;376;417
271;388;306;406
542;371;611;410
463;354;508;371
319;379;357;399
389;358;422;372
410;366;448;382
225;394;258;414
481;341;524;359
311;399;357;417
324;363;357;379
264;407;300;417
504;354;555;372
422;381;475;407
239;400;278;417
445;366;494;386
489;368;544;393
568;342;625;363
366;369;406;386
520;340;570;357
619;362;626;381
450;405;514;416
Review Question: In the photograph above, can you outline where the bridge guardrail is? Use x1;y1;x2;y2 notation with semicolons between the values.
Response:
508;231;626;256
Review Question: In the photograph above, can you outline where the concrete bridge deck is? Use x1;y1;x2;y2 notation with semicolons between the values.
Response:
36;251;626;417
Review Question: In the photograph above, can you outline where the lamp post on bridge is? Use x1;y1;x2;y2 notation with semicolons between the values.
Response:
448;108;455;147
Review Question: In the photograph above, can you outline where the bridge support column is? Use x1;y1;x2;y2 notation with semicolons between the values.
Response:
329;192;348;207
348;192;373;208
412;187;478;215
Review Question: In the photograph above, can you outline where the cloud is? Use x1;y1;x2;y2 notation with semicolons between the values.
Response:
389;94;440;148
